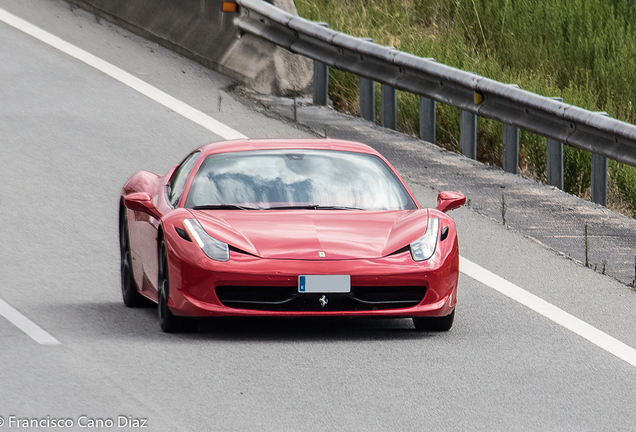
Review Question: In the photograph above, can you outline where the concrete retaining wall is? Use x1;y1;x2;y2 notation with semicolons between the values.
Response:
63;0;312;96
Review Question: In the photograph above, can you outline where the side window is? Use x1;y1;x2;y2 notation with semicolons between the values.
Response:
168;151;200;207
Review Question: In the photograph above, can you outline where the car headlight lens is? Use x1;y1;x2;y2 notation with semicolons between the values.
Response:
410;218;439;261
183;219;229;262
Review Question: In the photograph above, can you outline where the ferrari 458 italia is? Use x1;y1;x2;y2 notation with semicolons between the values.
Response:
119;139;465;332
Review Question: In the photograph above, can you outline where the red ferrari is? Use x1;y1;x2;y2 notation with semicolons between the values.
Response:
119;139;465;332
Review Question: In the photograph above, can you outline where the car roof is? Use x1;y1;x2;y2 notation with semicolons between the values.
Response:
196;139;382;157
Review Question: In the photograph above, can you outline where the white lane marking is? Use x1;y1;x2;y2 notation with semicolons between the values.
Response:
460;256;636;368
4;7;636;366
0;298;61;345
0;7;243;345
0;7;247;141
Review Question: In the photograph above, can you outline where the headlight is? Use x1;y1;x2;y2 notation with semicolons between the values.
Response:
183;219;229;262
410;218;439;261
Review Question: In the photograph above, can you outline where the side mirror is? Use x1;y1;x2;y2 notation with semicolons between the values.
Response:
124;192;163;220
436;191;466;213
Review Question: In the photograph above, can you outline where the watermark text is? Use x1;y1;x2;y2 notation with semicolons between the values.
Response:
0;415;147;429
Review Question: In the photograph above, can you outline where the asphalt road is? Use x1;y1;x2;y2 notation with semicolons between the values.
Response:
1;1;636;431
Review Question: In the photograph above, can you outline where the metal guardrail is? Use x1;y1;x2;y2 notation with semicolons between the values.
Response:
235;0;636;206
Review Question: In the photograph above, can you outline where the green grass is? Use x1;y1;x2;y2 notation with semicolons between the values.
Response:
294;0;636;216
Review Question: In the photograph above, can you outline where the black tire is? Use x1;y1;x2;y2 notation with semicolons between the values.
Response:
120;206;146;307
412;309;455;332
158;240;198;333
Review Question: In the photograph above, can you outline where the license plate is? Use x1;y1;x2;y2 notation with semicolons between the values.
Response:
298;275;351;293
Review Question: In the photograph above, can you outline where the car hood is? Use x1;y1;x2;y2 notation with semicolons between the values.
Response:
189;209;429;260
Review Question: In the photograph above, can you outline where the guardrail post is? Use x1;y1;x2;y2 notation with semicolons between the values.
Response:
591;112;609;206
420;97;436;144
502;124;520;173
419;58;436;144
547;97;564;190
358;38;375;122
460;110;477;159
460;72;478;159
381;84;397;130
502;85;520;173
312;23;330;106
359;78;375;122
381;46;398;130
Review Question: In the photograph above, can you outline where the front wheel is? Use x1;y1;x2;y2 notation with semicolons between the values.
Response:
412;309;455;332
158;240;197;333
120;206;146;307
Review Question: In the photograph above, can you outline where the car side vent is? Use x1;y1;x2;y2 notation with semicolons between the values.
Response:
229;245;258;257
387;245;410;256
175;227;191;242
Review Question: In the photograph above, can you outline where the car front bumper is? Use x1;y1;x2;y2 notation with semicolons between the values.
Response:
165;237;459;319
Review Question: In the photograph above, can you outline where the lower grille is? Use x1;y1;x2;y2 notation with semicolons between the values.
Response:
215;285;426;311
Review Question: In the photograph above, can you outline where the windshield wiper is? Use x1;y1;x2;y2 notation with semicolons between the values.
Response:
192;204;262;211
266;205;363;210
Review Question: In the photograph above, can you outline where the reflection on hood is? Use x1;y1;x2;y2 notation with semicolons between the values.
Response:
192;209;429;260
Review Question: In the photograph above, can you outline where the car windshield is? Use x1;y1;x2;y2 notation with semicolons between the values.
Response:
184;149;417;210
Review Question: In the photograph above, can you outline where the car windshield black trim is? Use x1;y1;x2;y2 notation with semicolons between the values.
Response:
265;205;364;210
192;204;365;211
192;204;263;211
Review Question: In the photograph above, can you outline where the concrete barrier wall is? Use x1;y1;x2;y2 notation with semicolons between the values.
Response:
64;0;312;96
